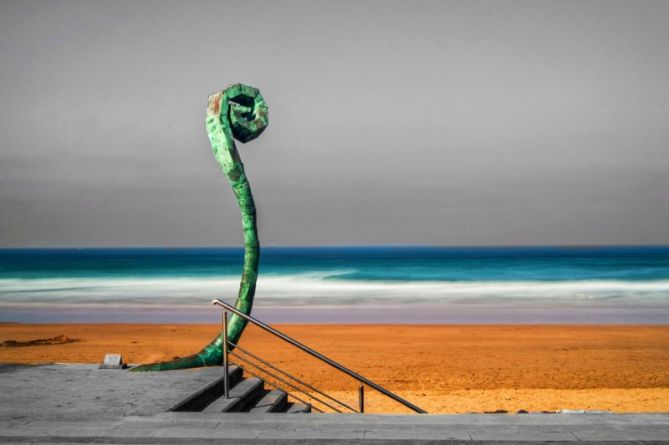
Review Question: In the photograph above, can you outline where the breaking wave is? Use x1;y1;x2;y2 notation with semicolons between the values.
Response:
2;274;669;308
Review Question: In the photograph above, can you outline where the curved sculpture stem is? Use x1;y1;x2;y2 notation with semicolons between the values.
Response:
132;84;268;371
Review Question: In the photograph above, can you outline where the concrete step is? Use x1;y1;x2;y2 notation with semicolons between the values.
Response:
169;365;243;412
248;389;288;413
201;377;265;413
285;402;312;413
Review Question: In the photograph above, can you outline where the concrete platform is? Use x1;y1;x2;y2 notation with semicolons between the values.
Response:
0;363;230;420
1;364;667;444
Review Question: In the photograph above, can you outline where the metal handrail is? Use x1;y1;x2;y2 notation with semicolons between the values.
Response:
229;340;358;413
229;350;336;413
212;298;427;414
229;356;325;413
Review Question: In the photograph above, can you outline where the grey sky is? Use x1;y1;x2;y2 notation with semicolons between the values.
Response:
1;0;668;247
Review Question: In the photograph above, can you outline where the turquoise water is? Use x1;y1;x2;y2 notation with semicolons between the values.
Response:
1;246;668;323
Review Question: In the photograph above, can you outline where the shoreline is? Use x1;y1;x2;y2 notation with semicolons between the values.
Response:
2;321;669;327
3;304;668;324
1;323;668;413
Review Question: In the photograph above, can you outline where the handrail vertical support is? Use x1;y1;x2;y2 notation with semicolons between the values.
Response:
359;383;364;413
222;310;229;399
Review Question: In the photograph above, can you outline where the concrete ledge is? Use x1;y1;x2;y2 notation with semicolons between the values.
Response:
1;413;668;444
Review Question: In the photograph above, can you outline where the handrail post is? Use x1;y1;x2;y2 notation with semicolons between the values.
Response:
222;310;229;399
359;383;364;413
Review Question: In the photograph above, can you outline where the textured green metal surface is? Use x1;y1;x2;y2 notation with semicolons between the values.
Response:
132;84;268;372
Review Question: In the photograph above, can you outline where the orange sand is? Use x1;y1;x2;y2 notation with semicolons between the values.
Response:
1;324;668;414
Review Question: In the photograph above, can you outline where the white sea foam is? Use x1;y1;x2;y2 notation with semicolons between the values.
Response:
1;274;669;308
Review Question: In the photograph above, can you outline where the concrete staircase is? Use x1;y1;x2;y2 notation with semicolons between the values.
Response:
4;364;669;443
168;365;311;414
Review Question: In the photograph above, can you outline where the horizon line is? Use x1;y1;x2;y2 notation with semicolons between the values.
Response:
2;243;669;250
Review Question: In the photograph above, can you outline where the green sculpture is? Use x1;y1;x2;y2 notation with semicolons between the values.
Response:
132;84;268;371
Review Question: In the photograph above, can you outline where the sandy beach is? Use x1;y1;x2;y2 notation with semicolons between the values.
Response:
1;323;667;414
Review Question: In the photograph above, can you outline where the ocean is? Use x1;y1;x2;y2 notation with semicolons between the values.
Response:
1;246;668;324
